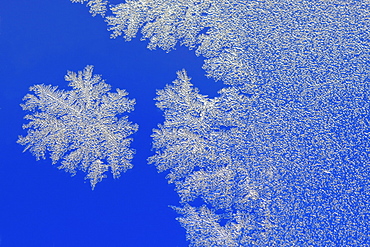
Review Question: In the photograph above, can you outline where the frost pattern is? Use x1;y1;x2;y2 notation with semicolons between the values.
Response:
93;0;368;86
18;66;138;189
71;0;370;245
149;70;369;246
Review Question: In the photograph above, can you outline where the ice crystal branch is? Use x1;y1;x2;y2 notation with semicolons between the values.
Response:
149;70;277;246
18;65;138;189
71;0;108;16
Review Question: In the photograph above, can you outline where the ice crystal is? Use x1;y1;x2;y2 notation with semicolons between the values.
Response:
18;66;138;189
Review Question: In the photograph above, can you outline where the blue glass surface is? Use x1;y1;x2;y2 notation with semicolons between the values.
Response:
0;1;224;246
0;1;368;246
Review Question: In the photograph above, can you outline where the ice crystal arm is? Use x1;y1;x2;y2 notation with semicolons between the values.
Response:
173;205;244;247
18;65;138;189
107;0;211;51
149;70;221;182
71;0;107;16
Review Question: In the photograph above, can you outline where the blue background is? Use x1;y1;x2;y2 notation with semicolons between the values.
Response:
0;0;224;246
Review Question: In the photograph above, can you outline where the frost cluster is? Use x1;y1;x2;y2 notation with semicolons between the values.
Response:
18;66;138;189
